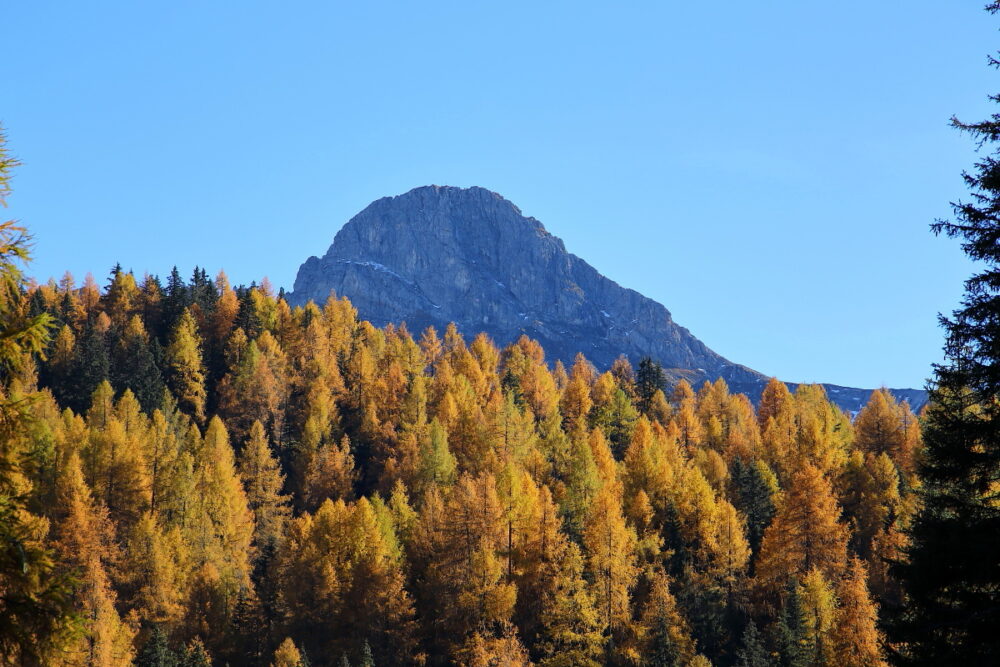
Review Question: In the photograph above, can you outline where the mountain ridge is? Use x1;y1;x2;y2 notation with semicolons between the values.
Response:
290;185;927;412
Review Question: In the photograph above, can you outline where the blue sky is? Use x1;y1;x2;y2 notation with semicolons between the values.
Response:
3;2;995;389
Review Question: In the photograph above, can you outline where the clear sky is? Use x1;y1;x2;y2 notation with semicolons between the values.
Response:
3;2;995;389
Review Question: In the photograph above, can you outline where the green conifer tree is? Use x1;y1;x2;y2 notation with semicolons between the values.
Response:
729;458;778;559
136;625;179;667
111;316;165;412
776;582;810;667
359;640;375;667
66;321;110;413
636;356;667;414
647;611;682;667
735;621;769;667
890;5;1000;663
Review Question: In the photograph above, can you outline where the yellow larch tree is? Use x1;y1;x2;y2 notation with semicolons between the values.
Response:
755;463;849;600
793;384;852;475
186;417;254;615
831;558;887;667
518;486;603;666
854;387;920;476
797;567;838;667
53;453;136;667
409;474;514;659
121;511;187;629
757;377;792;429
277;496;420;664
166;308;207;424
271;637;304;667
238;420;291;549
83;383;149;528
302;434;357;510
582;483;639;640
460;625;532;667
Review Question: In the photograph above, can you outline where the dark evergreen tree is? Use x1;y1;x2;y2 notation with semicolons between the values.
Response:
235;287;263;339
63;321;109;413
890;5;1000;663
137;625;180;667
231;587;266;666
500;369;524;407
730;458;777;560
142;273;166;341
189;266;217;314
647;609;682;667
659;502;689;577
775;582;809;667
359;640;374;667
636;356;666;413
251;539;282;655
58;289;77;325
606;388;640;457
27;288;53;323
111;329;165;412
677;575;729;665
162;266;189;337
735;621;768;667
107;262;123;284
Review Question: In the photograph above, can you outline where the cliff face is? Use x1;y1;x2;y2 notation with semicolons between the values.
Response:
290;185;925;412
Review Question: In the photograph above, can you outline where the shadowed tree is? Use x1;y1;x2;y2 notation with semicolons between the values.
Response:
890;6;1000;663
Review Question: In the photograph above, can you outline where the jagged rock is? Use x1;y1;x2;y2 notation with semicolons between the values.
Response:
290;185;926;412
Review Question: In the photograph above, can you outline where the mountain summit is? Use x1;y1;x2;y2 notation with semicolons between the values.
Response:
290;185;925;411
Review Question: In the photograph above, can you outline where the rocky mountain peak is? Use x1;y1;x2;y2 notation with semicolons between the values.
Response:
290;186;927;412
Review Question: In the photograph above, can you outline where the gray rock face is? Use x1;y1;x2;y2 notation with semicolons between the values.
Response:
290;185;926;412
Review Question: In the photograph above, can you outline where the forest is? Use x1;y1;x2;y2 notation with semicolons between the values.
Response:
14;1;1000;664
0;233;919;666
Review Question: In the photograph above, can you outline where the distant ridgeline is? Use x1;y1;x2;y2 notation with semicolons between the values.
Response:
289;185;926;413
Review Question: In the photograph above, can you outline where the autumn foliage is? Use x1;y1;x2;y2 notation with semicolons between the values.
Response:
0;263;923;666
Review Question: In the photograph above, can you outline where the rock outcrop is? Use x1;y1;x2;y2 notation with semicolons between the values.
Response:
290;185;926;412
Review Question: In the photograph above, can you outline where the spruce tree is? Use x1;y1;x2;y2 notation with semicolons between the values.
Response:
890;4;1000;662
636;356;667;413
65;320;110;413
729;458;777;559
111;316;165;412
359;640;375;667
188;266;217;314
776;581;810;667
647;611;682;667
162;267;189;337
136;625;179;667
735;621;768;667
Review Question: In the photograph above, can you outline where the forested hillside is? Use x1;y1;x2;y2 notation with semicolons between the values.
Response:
3;258;919;666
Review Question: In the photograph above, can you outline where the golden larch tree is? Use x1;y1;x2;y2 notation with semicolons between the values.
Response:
166;308;207;424
755;463;849;598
